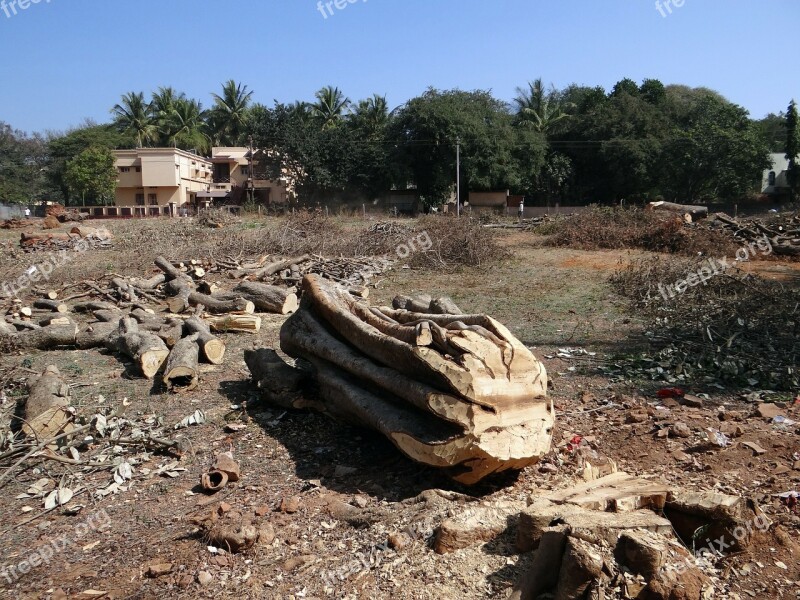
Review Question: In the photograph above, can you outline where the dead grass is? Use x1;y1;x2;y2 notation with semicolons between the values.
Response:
541;206;740;257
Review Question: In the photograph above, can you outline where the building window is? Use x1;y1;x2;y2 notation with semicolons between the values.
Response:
148;193;158;205
135;193;145;206
768;171;776;186
120;167;130;173
240;166;250;176
135;166;141;173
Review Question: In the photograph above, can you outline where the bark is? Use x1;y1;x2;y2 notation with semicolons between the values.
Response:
231;282;299;314
429;297;463;315
167;287;255;315
163;334;200;391
113;318;170;379
33;299;69;313
243;348;314;410
648;201;708;219
184;316;226;364
72;301;117;313
17;365;73;442
204;314;262;333
93;309;125;323
15;324;78;350
392;294;432;313
76;321;119;349
250;254;311;280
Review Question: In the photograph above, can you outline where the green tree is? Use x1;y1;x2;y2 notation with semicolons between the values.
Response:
658;96;770;201
786;99;799;201
111;92;156;148
167;98;210;153
47;122;131;203
209;80;253;146
513;79;573;134
755;112;786;152
390;88;547;205
639;79;666;104
151;86;186;146
611;78;640;98
64;147;118;205
0;122;49;204
311;86;351;129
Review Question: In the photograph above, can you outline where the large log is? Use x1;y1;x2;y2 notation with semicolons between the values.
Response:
231;282;299;314
163;334;200;392
17;365;74;443
257;274;553;484
113;318;170;379
184;316;226;364
167;287;255;315
14;324;78;350
647;201;708;220
76;321;119;349
33;299;69;313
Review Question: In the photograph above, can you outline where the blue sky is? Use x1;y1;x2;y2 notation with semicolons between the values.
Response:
1;0;798;133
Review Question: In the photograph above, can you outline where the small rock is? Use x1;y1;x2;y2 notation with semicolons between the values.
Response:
671;422;692;438
742;441;767;456
197;571;213;586
257;523;275;546
680;394;704;408
539;462;558;473
280;496;301;514
719;422;743;438
146;563;173;578
282;554;315;571
627;410;649;424
218;502;232;515
178;575;194;589
353;495;369;508
756;403;784;420
388;532;411;550
673;450;691;462
254;505;270;517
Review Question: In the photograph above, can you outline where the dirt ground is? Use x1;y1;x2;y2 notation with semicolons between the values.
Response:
0;216;798;600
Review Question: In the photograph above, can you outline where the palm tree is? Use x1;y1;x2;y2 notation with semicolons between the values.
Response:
352;94;390;134
311;86;350;129
513;79;573;135
111;92;156;148
209;80;254;145
167;98;209;153
151;86;186;145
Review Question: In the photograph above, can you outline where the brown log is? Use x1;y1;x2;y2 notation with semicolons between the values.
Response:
131;273;166;290
167;287;255;315
244;348;314;410
163;334;200;392
392;294;432;313
130;309;183;347
76;321;119;349
251;254;311;280
33;299;69;313
17;365;74;443
69;226;112;239
648;201;708;220
429;297;463;315
184;316;226;364
231;282;299;314
204;314;261;333
114;318;170;379
38;316;72;327
14;324;78;350
72;301;117;313
93;309;125;322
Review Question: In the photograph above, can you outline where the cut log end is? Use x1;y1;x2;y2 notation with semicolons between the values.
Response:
141;349;170;379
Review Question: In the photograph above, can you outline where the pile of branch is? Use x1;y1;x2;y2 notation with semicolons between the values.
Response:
19;231;113;253
710;212;800;257
246;274;553;485
1;218;28;230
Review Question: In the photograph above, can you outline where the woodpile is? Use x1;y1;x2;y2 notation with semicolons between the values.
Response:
19;230;113;252
1;218;28;229
711;211;800;257
247;274;554;485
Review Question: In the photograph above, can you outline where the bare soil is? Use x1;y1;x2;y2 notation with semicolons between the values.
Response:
0;216;798;600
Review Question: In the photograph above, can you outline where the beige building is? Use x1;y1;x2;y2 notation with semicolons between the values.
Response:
206;147;290;205
112;147;291;217
113;148;213;216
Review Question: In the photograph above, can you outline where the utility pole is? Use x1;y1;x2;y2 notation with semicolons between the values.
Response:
248;135;255;206
456;137;461;217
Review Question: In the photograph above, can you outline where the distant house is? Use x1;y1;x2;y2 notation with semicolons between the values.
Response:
206;147;290;206
762;152;797;200
468;190;509;211
114;148;213;216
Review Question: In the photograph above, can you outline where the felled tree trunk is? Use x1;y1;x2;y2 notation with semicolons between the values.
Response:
17;365;74;443
231;282;299;314
184;316;226;364
14;324;78;350
647;201;708;220
163;334;200;392
33;299;69;313
113;318;169;379
76;321;118;349
249;274;554;485
167;288;255;315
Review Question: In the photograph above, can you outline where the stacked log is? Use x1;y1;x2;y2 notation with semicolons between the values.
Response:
248;274;554;485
